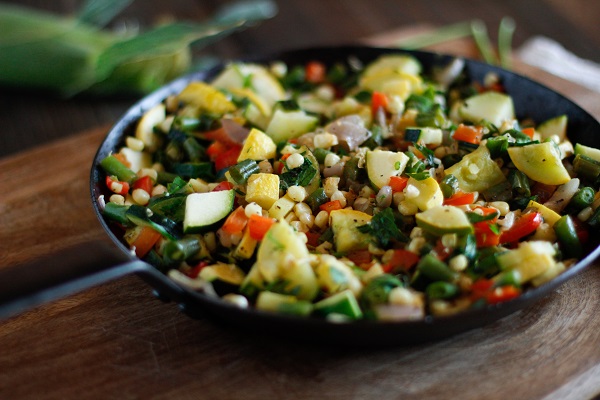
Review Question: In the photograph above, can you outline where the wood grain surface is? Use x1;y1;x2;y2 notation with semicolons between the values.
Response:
2;21;600;400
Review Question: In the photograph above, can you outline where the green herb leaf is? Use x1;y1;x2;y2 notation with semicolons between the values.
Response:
279;156;318;190
357;208;408;247
466;211;499;224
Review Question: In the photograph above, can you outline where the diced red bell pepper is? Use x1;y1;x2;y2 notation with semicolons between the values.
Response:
521;127;535;139
499;212;542;244
185;261;210;279
371;91;389;117
131;226;161;258
382;249;420;273
320;200;343;213
214;145;242;171
485;285;521;304
347;250;373;268
443;191;476;206
248;214;276;241
221;206;248;235
212;181;234;192
106;175;130;195
388;176;409;193
305;231;321;248
305;61;326;83
452;124;484;144
133;175;154;195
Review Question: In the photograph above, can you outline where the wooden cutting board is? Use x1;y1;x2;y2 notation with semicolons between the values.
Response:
1;28;600;400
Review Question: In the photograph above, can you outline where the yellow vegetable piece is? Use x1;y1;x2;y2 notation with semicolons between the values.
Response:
232;226;258;259
245;173;280;210
199;263;246;285
527;200;561;227
315;254;363;296
508;141;571;185
135;103;165;152
330;209;372;253
445;145;507;193
237;128;277;162
228;87;272;116
497;241;557;283
177;81;235;115
404;177;444;211
268;194;296;220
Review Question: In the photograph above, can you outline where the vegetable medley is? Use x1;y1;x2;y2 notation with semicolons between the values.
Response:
99;53;600;321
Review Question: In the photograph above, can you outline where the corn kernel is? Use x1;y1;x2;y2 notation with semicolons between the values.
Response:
132;188;150;205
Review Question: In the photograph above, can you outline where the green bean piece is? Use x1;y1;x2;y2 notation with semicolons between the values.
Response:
440;174;459;198
102;202;131;225
416;254;458;282
426;281;459;300
229;159;260;184
573;154;600;183
99;155;137;183
342;157;363;183
568;187;595;211
277;301;313;316
508;169;531;197
360;274;404;308
305;187;329;213
163;237;201;264
312;147;333;164
182;137;206;162
554;215;583;259
486;136;509;158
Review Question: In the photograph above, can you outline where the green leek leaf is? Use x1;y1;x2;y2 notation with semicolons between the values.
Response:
77;0;134;28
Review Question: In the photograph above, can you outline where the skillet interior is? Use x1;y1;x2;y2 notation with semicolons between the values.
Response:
91;46;600;345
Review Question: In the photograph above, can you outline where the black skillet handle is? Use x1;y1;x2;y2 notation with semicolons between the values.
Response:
0;240;186;320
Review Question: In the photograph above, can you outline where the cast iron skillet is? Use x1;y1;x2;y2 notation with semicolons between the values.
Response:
1;46;600;345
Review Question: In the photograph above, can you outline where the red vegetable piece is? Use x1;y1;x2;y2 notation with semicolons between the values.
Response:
499;212;542;244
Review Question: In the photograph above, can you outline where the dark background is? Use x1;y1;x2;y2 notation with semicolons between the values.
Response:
1;0;598;158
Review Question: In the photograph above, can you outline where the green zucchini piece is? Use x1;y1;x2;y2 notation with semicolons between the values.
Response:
537;115;567;141
445;145;506;192
183;189;235;233
415;205;474;236
459;91;515;127
265;109;319;143
313;290;363;320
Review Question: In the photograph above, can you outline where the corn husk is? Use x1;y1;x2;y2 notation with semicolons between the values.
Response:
0;0;277;97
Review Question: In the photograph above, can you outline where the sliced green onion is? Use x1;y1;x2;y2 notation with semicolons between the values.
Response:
471;20;498;65
498;16;516;69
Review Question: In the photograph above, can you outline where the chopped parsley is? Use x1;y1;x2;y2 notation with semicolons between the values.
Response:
357;208;408;247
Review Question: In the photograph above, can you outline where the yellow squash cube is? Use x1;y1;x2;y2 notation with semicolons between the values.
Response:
237;128;277;162
246;173;280;209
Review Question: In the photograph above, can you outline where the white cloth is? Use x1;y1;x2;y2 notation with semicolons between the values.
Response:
516;36;600;93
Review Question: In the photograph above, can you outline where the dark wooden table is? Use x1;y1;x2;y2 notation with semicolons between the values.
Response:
2;1;600;399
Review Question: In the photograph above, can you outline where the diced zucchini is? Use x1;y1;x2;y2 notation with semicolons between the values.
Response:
359;55;423;99
315;254;363;296
177;81;236;115
459;91;515;127
329;209;372;253
403;177;444;211
255;221;318;300
211;63;286;107
183;190;235;233
508;142;571;185
232;227;258;259
404;127;443;146
361;54;422;78
496;241;557;283
237;128;277;162
445;145;507;192
119;147;152;174
574;143;600;163
366;149;409;189
537;115;567;141
255;291;313;316
268;194;296;220
415;205;474;236
135;104;165;152
245;173;280;210
199;263;246;285
265;109;319;143
313;290;363;320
